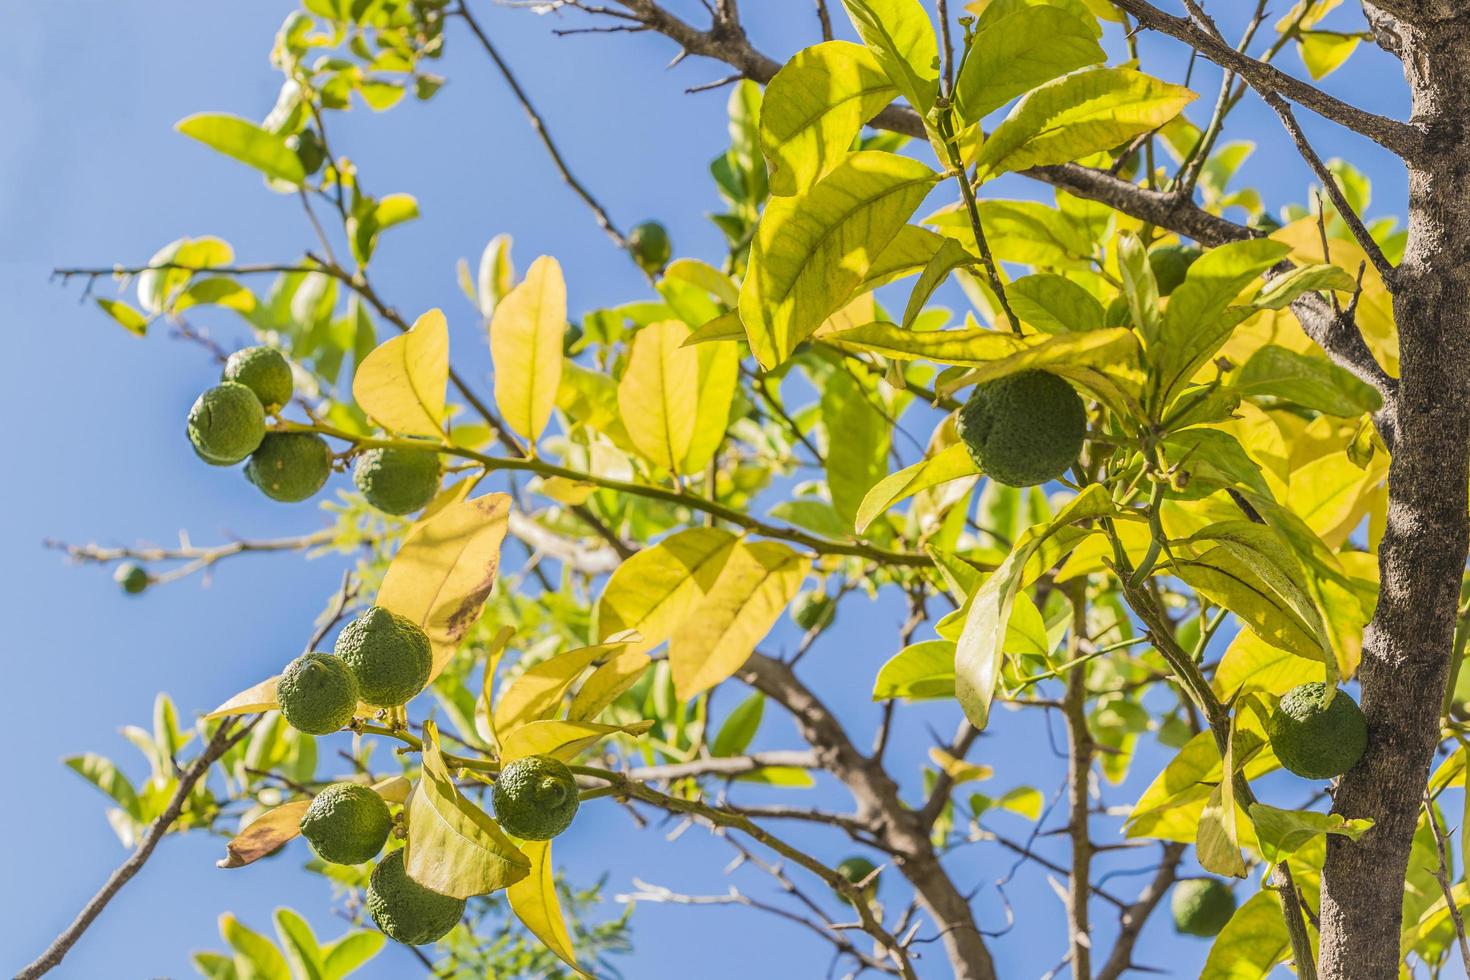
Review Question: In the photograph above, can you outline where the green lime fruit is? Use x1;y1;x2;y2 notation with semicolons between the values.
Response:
790;590;835;632
1267;682;1368;779
114;562;149;595
300;783;392;865
492;754;579;841
956;371;1086;487
286;129;325;175
628;221;671;275
1171;878;1236;937
1148;243;1203;297
836;856;881;904
187;382;265;466
353;447;441;516
366;849;466;946
245;432;332;503
334;606;433;708
223;346;294;412
277;652;359;736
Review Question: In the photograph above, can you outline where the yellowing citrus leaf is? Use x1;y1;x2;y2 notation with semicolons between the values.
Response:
404;721;530;899
1213;629;1320;698
873;639;957;700
954;4;1105;124
740;151;938;369
685;340;740;473
568;647;653;722
508;839;585;976
596;528;738;650
668;541;810;700
378;493;511;680
205;676;280;719
176;113;306;185
352;308;449;437
839;0;939;112
617;320;700;472
494;639;634;735
490;255;566;444
857;443;980;534
760;41;897;196
499;719;653;764
474;626;517;751
217;800;311;869
973;68;1196;178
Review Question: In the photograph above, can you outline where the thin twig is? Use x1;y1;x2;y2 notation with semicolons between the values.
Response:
1423;793;1470;975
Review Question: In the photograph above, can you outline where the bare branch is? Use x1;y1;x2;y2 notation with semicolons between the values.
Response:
1094;843;1186;980
626;750;821;782
1422;793;1470;975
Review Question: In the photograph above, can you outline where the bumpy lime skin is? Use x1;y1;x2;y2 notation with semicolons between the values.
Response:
1147;243;1203;297
300;783;392;865
245;432;332;503
223;346;294;412
1267;682;1368;779
334;606;433;707
956;371;1086;487
277;652;359;736
366;849;466;946
492;755;579;840
114;562;149;595
353;447;441;515
187;382;265;466
835;856;880;904
628;221;672;275
1171;878;1236;937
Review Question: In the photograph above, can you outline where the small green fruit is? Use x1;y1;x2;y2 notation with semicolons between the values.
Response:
277;652;359;736
300;783;392;865
492;754;579;841
223;346;294;412
1171;878;1236;937
334;606;433;707
628;221;672;275
245;432;332;503
790;590;835;632
114;562;149;595
956;371;1086;487
353;447;441;516
187;382;265;466
286;129;325;175
835;856;880;904
366;849;466;946
1147;243;1203;297
1267;682;1368;779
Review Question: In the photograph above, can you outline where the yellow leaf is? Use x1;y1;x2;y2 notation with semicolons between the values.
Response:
928;747;993;784
378;493;511;681
617;320;700;472
352;309;448;437
567;647;652;722
668;541;810;700
1196;712;1248;878
205;676;279;719
372;775;413;804
1213;630;1321;699
856;443;979;534
508;839;585;976
217;800;310;868
499;719;653;763
404;721;530;898
490;256;566;444
685;341;740;474
596;528;738;651
474;626;517;750
494;639;634;735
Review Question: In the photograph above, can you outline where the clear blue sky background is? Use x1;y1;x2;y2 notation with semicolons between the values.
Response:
0;2;1417;978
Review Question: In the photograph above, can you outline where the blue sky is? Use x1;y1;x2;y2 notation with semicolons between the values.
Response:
0;2;1414;978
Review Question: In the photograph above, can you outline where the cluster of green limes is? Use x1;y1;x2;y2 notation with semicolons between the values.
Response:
185;346;333;503
275;606;433;736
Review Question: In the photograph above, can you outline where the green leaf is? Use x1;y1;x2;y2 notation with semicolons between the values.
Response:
95;298;149;336
1252;263;1356;310
739;151;938;368
66;754;142;820
1248;802;1374;864
273;909;325;980
822;368;892;529
1007;274;1106;333
1236;344;1382;416
1199;891;1289;979
1299;30;1361;80
219;914;290;980
839;0;939;112
321;931;385;980
685;340;741;473
712;692;766;756
827;320;1135;371
760;41;898;196
176;113;305;184
955;485;1112;728
902;237;979;328
856;443;979;534
873;639;956;700
954;5;1105;124
973;68;1196;178
403;721;531;899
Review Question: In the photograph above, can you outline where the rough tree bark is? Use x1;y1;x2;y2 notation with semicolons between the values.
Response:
1319;8;1470;977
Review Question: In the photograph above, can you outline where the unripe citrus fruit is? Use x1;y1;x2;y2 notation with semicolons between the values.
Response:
353;447;440;515
956;371;1086;487
245;432;332;503
223;346;294;412
1171;878;1236;937
1266;682;1367;779
492;754;579;840
187;382;265;466
300;783;392;865
366;849;466;946
114;562;149;595
334;606;433;707
836;856;880;904
628;221;671;275
277;652;358;736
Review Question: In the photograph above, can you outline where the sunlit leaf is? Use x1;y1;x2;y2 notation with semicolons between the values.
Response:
218;800;310;868
507;839;585;976
596;527;738;650
499;719;653;763
352;308;449;437
490;255;566;444
954;4;1105;124
839;0;939;112
205;676;280;719
177;113;305;184
618;320;700;472
856;444;979;534
494;639;633;735
1249;802;1373;864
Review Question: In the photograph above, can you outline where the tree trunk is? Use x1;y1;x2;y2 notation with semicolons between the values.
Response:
1318;13;1470;976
